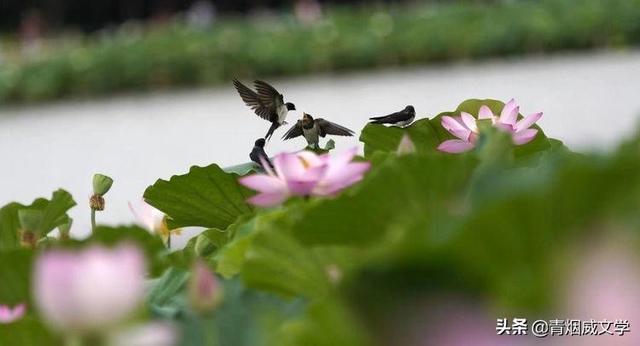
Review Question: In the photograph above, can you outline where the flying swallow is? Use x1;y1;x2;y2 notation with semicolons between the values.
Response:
249;138;273;170
233;79;296;140
282;113;354;148
369;105;416;127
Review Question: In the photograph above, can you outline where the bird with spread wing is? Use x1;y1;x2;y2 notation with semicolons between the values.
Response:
282;113;354;148
233;79;296;140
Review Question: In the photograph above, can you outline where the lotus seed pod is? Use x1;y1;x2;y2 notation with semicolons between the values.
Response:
92;174;114;197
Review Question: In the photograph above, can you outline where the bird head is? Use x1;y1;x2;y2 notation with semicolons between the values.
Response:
255;138;266;147
302;113;314;126
405;105;416;115
286;102;296;111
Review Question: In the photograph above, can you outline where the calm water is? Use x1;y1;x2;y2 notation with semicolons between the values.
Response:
2;50;640;246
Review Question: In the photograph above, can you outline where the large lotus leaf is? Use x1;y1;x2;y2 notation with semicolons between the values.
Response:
0;249;33;304
360;99;552;159
144;164;255;230
224;162;260;176
240;227;333;299
0;318;57;346
359;118;441;157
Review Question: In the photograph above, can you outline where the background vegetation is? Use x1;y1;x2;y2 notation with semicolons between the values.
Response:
1;0;639;103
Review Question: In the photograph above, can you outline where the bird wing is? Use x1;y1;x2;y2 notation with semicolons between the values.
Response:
316;119;355;137
254;80;284;110
233;79;273;120
282;120;305;140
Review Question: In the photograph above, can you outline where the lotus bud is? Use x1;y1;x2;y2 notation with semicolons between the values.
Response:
396;133;416;155
188;260;222;314
58;218;73;240
18;209;43;248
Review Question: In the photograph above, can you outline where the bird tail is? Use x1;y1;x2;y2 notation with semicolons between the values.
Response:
369;117;387;124
265;122;280;141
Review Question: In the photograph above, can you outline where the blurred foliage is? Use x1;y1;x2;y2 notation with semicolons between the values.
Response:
1;0;640;103
2;98;640;345
0;189;75;250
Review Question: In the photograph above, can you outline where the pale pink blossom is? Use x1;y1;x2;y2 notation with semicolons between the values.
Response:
0;303;26;324
437;114;479;153
438;99;543;153
129;200;181;242
239;148;370;207
188;260;222;313
397;134;417;155
562;240;640;346
33;243;146;333
477;99;543;145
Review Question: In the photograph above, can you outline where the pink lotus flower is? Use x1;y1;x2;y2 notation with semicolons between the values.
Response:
562;240;640;346
437;113;480;153
478;99;543;145
239;148;371;207
438;99;543;153
129;200;182;243
0;303;26;324
33;243;146;333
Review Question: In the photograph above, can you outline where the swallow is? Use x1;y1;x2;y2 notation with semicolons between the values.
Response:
369;105;416;127
282;113;354;148
233;79;296;140
249;138;273;170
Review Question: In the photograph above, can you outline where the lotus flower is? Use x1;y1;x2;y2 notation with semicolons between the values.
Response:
438;99;543;153
0;303;26;324
437;113;480;153
477;99;543;145
239;148;371;207
562;240;640;346
129;200;181;244
33;243;146;333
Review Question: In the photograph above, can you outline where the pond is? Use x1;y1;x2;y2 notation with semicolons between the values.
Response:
1;50;639;246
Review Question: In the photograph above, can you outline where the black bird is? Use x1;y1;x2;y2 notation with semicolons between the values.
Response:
369;105;416;127
282;113;354;148
233;79;296;140
249;138;273;170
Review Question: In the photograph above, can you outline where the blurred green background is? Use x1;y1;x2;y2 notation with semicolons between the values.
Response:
1;0;639;103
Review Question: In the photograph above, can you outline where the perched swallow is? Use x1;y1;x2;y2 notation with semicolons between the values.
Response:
369;105;416;127
282;113;354;148
233;79;296;140
249;138;273;170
